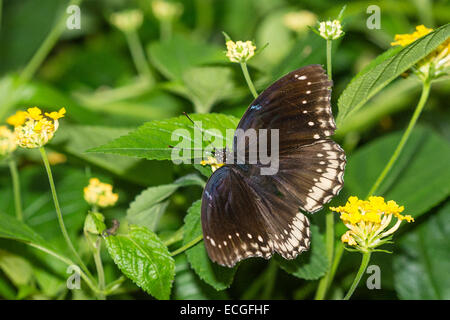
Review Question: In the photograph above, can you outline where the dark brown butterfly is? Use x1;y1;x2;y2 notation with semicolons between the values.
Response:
201;64;346;267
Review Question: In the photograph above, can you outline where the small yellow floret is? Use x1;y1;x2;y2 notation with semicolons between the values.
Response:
84;178;119;208
200;156;225;173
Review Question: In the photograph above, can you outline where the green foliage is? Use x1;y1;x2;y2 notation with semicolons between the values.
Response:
103;225;175;300
337;23;450;126
89;113;240;160
344;126;450;218
393;201;450;299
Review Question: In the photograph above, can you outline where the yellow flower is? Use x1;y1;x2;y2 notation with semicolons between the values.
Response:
8;107;65;149
283;11;317;33
7;111;28;127
390;25;432;47
84;178;119;208
331;196;414;252
391;25;450;80
110;9;143;32
318;20;343;40
226;40;256;63
152;0;183;22
200;156;224;173
0;126;18;157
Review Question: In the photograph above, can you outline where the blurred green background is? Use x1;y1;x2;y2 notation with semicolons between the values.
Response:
0;0;449;300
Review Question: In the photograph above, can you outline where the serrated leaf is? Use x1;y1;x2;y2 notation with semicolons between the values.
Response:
183;200;236;290
344;126;450;218
103;225;175;299
393;201;450;299
275;224;328;280
126;174;205;231
88;113;239;161
337;23;450;126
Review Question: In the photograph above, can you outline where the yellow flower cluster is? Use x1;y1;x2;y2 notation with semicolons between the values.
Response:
391;25;450;79
200;156;225;173
152;0;183;22
283;11;317;33
110;9;143;32
226;40;256;63
331;196;414;252
84;178;119;208
7;107;66;149
0;126;18;157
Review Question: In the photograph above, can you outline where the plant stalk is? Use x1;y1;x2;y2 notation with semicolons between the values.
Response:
240;62;258;99
344;251;371;300
8;158;23;221
170;235;203;256
125;30;153;81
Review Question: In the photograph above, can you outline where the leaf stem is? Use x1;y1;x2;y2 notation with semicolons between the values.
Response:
8;158;23;222
343;251;371;300
366;77;431;197
240;62;258;99
39;147;93;280
170;234;203;256
93;239;106;300
124;30;154;81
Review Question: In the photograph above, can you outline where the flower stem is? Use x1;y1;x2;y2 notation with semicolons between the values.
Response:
343;251;371;300
124;30;154;81
170;234;203;256
160;20;172;42
315;38;335;300
93;239;106;300
366;77;431;197
8;158;23;222
326;39;332;79
19;0;82;82
240;62;258;99
39;147;93;279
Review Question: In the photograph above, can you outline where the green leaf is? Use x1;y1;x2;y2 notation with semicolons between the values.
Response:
275;224;328;280
344;126;450;218
88;113;240;161
127;174;205;231
183;200;236;290
0;250;34;287
337;23;450;126
103;225;175;299
393;201;450;299
148;34;226;80
181;67;235;114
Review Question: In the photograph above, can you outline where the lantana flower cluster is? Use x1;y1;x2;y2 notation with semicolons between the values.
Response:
7;107;66;149
84;178;119;208
110;9;143;32
0;126;17;157
391;25;450;80
331;196;414;252
225;40;256;63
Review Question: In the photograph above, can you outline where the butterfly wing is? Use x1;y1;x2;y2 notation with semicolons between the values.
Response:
201;165;310;267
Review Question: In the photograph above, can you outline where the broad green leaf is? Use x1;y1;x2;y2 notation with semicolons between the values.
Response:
33;267;65;298
53;124;172;186
344;126;450;218
148;35;226;80
393;201;450;299
103;225;175;299
0;212;58;252
181;67;235;114
337;23;450;126
127;174;205;231
183;200;236;290
173;255;228;300
0;250;34;287
275;225;328;280
88;113;240;161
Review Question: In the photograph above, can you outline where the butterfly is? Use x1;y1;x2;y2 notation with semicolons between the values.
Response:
201;64;346;267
